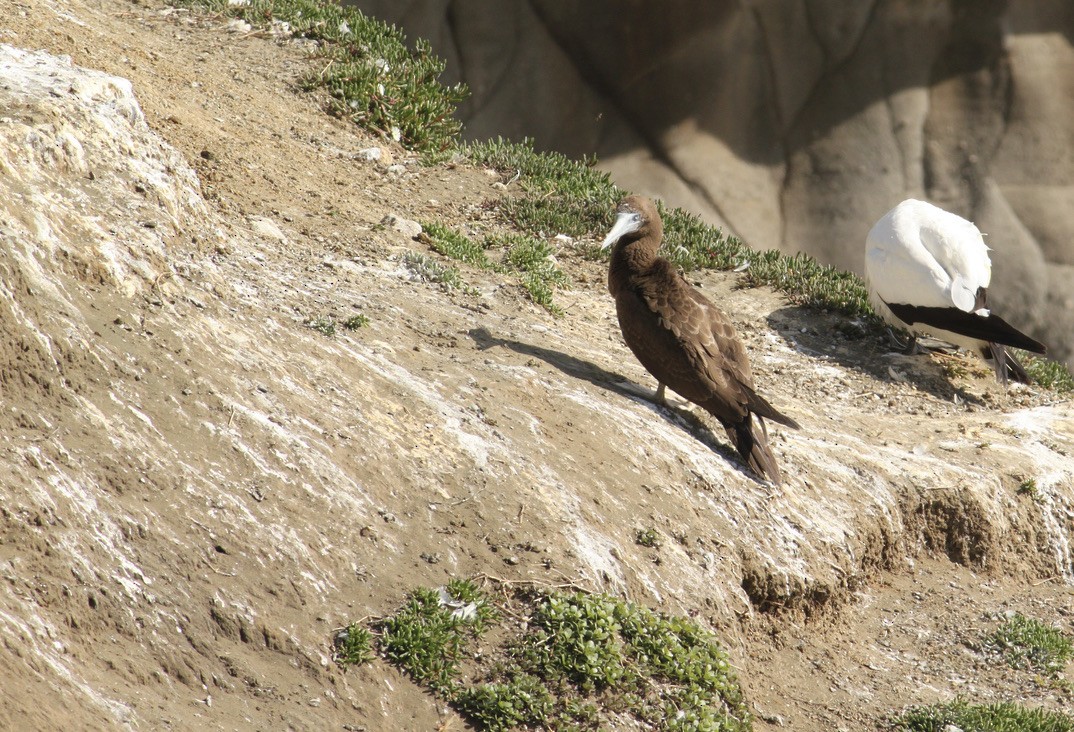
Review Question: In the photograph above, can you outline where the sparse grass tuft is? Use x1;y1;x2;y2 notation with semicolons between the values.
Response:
342;314;369;330
464;137;621;238
661;204;876;318
464;138;877;321
377;580;492;694
496;233;569;313
401;250;465;290
985;612;1074;676
893;698;1074;731
464;137;618;200
340;579;751;732
419;225;569;313
420;221;493;269
169;0;466;153
333;623;374;667
515;270;563;314
635;528;661;548
306;315;336;337
1019;352;1074;394
1017;477;1040;501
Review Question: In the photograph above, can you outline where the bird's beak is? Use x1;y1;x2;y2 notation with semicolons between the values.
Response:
601;211;642;250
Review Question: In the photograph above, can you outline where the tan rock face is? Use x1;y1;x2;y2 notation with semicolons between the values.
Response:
349;0;1074;366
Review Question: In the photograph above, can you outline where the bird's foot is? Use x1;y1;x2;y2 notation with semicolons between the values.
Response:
887;328;924;355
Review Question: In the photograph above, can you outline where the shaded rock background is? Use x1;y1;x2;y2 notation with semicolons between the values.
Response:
1;2;1073;731
350;0;1074;367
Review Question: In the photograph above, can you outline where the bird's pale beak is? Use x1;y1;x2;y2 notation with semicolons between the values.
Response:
601;211;642;250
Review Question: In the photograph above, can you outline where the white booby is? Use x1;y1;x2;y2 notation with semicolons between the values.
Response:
865;198;1046;384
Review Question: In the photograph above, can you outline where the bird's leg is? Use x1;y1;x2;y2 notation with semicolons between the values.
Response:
885;327;907;350
654;382;667;406
887;328;923;355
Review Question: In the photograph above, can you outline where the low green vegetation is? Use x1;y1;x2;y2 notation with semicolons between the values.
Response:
454;674;558;732
1020;352;1074;393
1017;477;1041;501
401;250;466;291
377;580;495;693
342;313;369;330
168;0;466;153
306;313;368;335
498;233;569;313
334;623;374;666
635;528;661;548
985;612;1074;677
421;221;494;269
337;578;751;732
465;138;620;240
306;315;336;337
892;699;1074;732
420;224;569;313
892;613;1074;730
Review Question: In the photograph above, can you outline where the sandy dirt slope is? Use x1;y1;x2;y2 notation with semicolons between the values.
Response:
1;2;1072;730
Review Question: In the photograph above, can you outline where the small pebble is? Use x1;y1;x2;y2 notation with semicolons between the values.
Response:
356;147;382;162
381;214;421;239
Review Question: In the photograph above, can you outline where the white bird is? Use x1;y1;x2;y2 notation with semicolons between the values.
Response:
865;198;1046;385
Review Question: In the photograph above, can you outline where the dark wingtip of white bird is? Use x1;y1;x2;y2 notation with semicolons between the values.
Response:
883;302;1046;354
865;198;1046;385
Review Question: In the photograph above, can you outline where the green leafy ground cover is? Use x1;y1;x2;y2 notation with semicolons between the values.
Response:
985;613;1074;677
336;579;751;732
893;699;1074;732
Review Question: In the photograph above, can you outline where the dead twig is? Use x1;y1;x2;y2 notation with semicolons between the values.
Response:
28;427;60;443
474;571;593;595
1033;575;1061;586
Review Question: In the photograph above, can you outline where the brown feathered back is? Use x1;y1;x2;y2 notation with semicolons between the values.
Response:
604;195;798;483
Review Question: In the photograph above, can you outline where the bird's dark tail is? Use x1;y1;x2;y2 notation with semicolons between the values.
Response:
725;414;783;485
985;343;1031;386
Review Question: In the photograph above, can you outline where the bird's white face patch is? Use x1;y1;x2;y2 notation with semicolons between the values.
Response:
601;211;643;249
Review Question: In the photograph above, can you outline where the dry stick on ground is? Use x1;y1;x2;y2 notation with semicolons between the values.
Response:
1033;575;1061;586
330;614;384;636
474;571;595;595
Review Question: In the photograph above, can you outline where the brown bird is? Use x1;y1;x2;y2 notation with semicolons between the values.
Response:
601;195;799;484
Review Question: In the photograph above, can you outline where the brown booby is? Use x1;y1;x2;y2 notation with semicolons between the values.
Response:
865;199;1046;385
602;195;799;484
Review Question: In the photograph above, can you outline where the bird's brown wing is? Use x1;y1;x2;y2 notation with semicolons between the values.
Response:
616;262;755;425
683;277;801;427
619;265;799;429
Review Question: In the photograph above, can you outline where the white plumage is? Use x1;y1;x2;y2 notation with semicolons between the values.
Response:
865;198;1045;384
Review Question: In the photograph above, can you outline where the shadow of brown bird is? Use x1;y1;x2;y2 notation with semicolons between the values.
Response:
602;195;799;484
